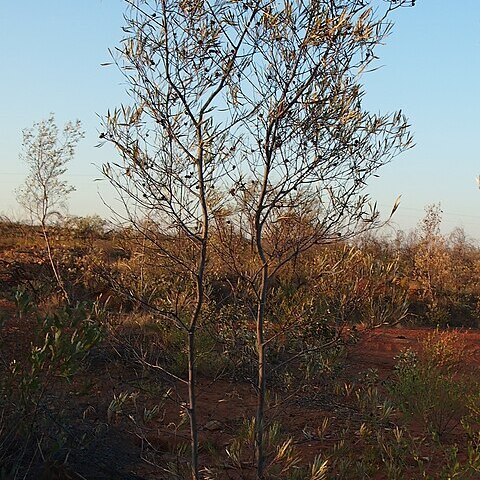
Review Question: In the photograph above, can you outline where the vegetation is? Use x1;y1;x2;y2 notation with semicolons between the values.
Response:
16;114;84;304
4;1;480;480
2;204;480;478
100;1;413;477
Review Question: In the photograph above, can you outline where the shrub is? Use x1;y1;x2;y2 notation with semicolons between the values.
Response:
0;298;104;478
388;330;473;437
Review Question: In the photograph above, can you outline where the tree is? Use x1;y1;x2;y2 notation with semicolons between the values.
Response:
222;2;413;476
16;114;84;302
102;1;414;478
100;1;264;477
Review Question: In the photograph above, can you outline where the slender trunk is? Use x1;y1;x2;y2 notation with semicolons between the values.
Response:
186;247;206;480
188;328;199;480
188;240;207;480
254;158;271;480
42;224;70;304
255;262;268;480
187;121;209;480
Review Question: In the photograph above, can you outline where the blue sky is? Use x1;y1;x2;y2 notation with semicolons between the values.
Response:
1;1;480;239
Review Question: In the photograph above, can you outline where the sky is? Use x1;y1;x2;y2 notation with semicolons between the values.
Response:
1;1;479;240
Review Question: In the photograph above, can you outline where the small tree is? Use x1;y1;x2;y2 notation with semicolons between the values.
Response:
100;1;264;477
218;1;414;476
102;1;414;478
16;114;84;302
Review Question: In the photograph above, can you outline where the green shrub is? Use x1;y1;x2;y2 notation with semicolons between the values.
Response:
0;299;104;477
388;330;473;437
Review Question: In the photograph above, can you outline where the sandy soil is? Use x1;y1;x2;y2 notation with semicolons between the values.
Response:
2;302;480;479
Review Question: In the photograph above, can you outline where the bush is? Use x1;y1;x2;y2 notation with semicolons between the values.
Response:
388;330;473;438
0;296;104;478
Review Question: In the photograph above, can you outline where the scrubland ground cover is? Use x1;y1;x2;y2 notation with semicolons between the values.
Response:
2;1;422;478
1;209;480;479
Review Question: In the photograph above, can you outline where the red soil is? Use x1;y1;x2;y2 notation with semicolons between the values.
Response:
2;303;480;479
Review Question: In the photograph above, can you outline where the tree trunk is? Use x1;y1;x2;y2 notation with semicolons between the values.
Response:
188;328;199;480
188;134;208;479
42;224;69;304
255;259;269;479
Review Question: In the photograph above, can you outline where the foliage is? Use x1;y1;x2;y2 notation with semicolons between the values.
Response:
388;330;473;437
0;294;104;478
225;418;302;478
16;114;84;226
65;215;109;240
101;0;415;476
4;191;480;478
4;214;480;478
16;114;84;304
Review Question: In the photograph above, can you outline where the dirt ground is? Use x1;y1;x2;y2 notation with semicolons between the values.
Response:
351;326;480;371
2;303;480;479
